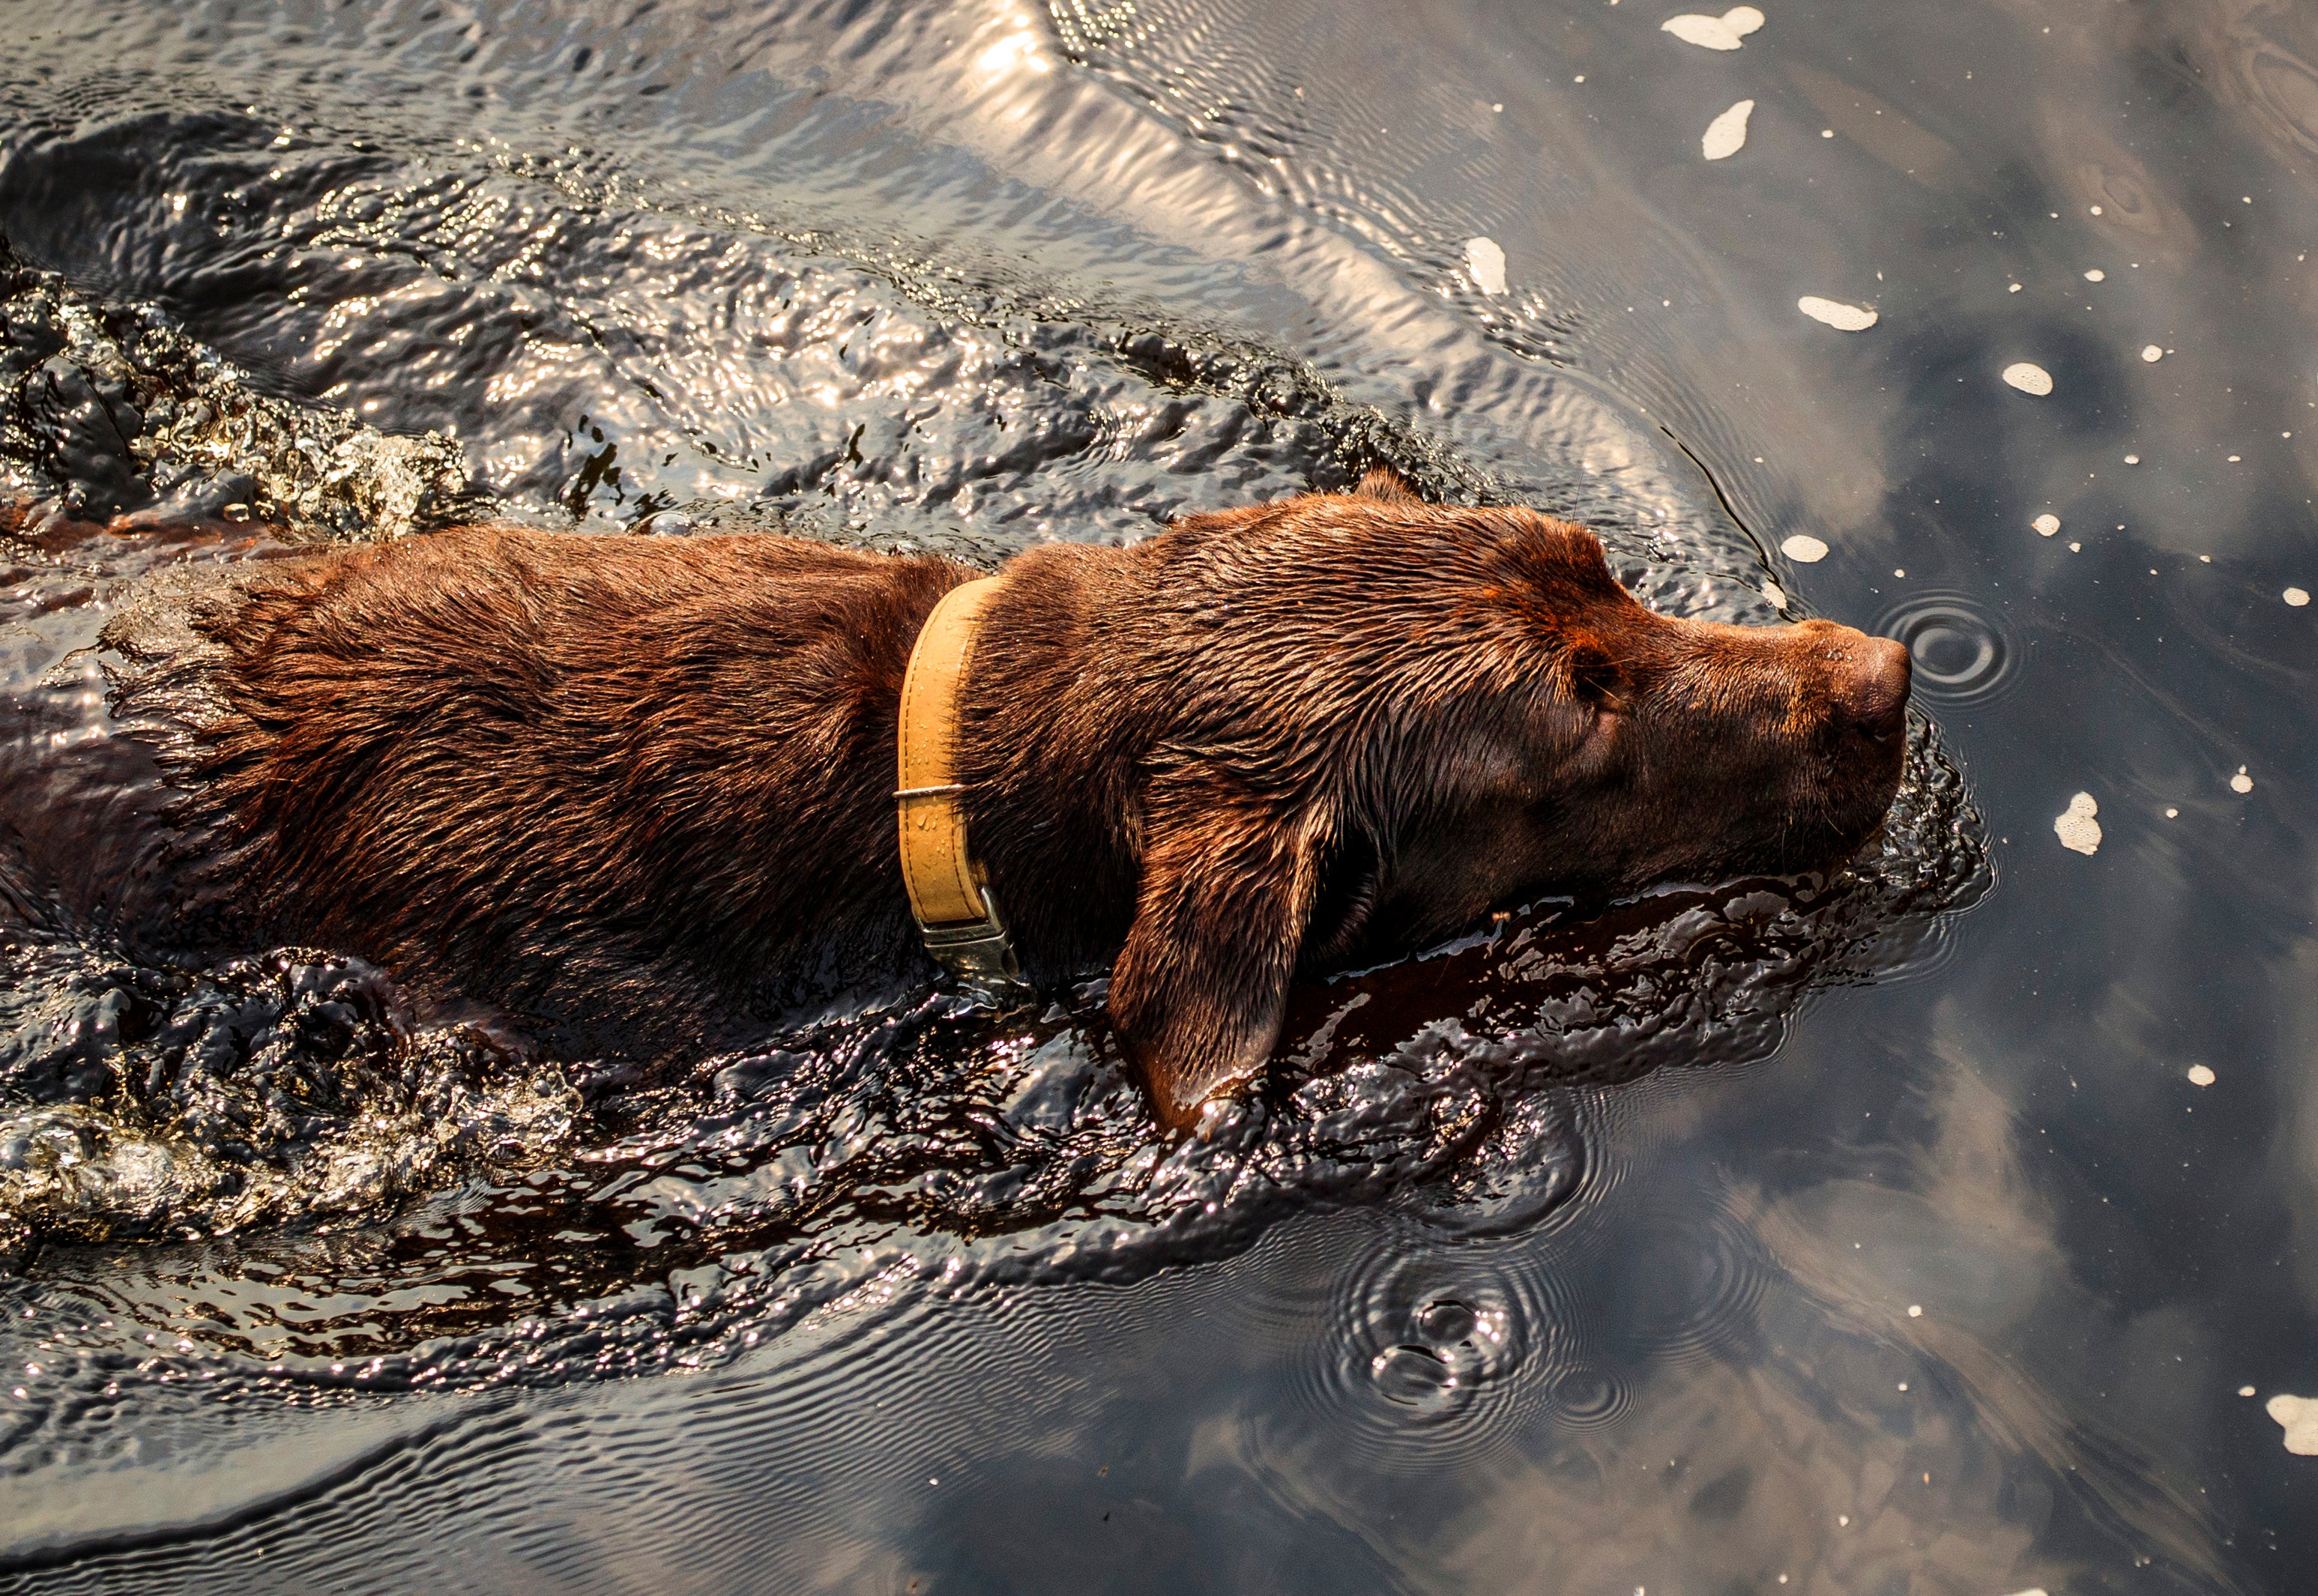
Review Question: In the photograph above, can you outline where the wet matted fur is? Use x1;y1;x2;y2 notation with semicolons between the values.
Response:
103;474;1910;1128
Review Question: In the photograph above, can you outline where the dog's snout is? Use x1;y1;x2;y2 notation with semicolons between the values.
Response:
1835;634;1912;737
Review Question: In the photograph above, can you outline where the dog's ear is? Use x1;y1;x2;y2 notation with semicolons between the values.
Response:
1352;466;1422;505
1107;776;1332;1131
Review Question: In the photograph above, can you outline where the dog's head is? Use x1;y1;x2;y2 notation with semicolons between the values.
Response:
1103;471;1910;1128
1326;477;1911;958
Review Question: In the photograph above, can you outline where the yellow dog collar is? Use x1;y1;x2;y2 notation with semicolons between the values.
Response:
895;575;1024;992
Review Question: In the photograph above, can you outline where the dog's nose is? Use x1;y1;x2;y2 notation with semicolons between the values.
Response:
1834;633;1912;738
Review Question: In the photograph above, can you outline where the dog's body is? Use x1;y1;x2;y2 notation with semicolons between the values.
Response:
95;476;1910;1127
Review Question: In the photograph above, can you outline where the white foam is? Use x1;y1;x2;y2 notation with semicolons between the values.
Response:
2003;362;2054;396
1781;533;1829;563
1761;578;1787;608
2285;587;2310;606
1463;236;1508;296
2084;269;2105;282
2269;1394;2318;1455
2188;1065;2216;1086
1661;7;1765;49
2232;766;2254;794
1798;296;1877;330
2053;792;2101;855
1703;99;1755;160
2032;513;2060;536
2142;345;2164;362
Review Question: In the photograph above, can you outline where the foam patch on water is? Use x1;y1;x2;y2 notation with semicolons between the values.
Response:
1798;297;1877;331
2142;345;2164;363
2003;363;2054;396
1661;7;1766;50
2053;792;2101;855
1702;100;1754;160
2269;1394;2318;1454
2187;1065;2215;1086
1781;533;1829;562
2032;514;2060;536
2285;587;2309;606
2231;766;2254;794
1464;236;1509;296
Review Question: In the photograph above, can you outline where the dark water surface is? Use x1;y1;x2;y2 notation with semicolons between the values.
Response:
0;0;2312;1590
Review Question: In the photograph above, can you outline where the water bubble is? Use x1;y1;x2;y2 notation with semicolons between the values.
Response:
1370;1343;1458;1409
1307;1245;1533;1465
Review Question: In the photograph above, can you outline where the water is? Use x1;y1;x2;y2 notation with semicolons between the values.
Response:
0;0;2311;1589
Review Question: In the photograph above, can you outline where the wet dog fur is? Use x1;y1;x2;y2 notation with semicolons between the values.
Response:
97;472;1911;1128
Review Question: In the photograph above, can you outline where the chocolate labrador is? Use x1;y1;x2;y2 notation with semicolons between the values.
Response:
97;471;1909;1128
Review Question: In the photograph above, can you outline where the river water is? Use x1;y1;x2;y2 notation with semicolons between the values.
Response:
0;1;2311;1591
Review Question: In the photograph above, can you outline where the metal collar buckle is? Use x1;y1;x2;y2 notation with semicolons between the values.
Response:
919;884;1028;1000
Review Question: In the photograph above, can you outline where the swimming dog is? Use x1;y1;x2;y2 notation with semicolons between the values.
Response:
91;471;1910;1128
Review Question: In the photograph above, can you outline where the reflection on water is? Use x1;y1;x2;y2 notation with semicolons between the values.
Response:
2;0;2317;1590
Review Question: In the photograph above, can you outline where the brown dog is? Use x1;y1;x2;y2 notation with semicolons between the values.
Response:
106;472;1908;1128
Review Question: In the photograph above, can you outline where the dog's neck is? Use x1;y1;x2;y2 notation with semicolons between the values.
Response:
941;540;1164;979
896;575;1024;993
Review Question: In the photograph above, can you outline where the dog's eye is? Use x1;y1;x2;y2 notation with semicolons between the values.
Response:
1566;649;1628;713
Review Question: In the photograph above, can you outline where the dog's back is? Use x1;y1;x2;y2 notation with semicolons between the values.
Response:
103;527;974;1046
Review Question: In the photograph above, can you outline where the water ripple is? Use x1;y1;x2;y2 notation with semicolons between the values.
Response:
1878;590;2016;706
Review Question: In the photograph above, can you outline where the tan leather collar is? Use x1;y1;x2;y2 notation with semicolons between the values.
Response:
896;575;1023;991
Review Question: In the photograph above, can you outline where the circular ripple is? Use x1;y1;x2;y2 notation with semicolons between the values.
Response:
1546;1365;1632;1430
1288;1230;1550;1470
1599;1193;1774;1370
1878;592;2016;705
